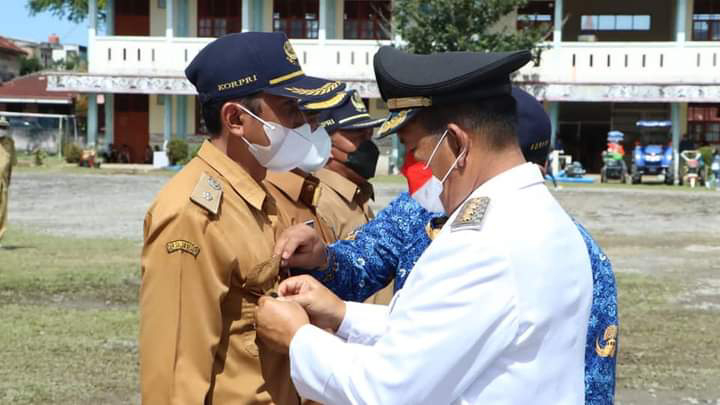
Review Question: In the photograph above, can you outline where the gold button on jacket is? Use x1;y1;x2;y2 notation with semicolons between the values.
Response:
140;141;298;405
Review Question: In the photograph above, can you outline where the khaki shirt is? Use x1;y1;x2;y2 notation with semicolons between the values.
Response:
0;135;16;183
140;141;298;405
264;170;337;244
314;169;394;304
314;168;374;240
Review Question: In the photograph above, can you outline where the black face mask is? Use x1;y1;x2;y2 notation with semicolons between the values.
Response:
344;140;380;179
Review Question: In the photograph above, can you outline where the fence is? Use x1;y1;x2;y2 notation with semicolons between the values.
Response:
0;112;79;156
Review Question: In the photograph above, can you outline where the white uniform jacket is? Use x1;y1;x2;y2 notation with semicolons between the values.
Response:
289;163;593;404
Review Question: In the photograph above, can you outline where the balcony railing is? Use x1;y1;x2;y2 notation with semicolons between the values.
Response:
88;35;720;86
89;35;390;81
519;42;720;84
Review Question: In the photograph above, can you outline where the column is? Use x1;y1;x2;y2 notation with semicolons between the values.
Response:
548;101;560;150
553;0;563;46
164;95;173;146
675;0;687;44
105;94;114;144
166;0;174;38
242;0;251;31
176;96;187;139
671;103;682;185
87;94;98;147
88;0;97;70
253;0;264;32
176;0;189;37
319;0;327;41
105;0;114;35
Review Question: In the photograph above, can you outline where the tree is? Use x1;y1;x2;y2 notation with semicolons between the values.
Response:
394;0;548;61
20;56;43;76
27;0;106;23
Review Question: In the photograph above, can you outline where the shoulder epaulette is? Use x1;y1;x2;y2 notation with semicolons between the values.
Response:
451;197;490;232
190;172;223;215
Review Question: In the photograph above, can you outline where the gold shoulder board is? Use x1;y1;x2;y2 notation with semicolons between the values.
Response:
451;197;490;232
190;173;223;215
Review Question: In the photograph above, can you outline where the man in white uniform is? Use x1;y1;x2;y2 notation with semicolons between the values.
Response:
255;47;594;404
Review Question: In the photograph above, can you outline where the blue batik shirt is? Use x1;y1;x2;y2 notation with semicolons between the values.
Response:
312;192;618;404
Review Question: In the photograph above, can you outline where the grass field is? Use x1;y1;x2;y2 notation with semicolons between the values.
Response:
1;223;718;403
0;226;140;405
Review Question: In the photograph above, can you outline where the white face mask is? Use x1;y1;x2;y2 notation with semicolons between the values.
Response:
414;129;466;213
237;105;312;172
411;175;446;213
295;124;331;172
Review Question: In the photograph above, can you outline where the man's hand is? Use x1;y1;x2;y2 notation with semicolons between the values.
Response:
255;296;310;353
274;224;328;269
279;275;346;332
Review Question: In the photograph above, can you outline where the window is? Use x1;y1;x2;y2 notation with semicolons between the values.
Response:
581;15;651;31
693;15;720;40
197;0;242;37
273;0;319;39
344;1;391;40
688;104;720;143
516;0;553;38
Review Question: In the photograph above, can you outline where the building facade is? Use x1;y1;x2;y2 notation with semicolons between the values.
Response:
47;0;720;174
0;37;28;83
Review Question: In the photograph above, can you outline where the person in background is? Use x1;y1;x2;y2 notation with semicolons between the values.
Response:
0;116;17;245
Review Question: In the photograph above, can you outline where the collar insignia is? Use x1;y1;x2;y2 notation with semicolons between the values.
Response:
451;197;490;232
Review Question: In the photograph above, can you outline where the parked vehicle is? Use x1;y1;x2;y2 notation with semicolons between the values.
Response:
631;121;674;185
680;150;704;188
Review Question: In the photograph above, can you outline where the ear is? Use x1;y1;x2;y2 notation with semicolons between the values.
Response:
447;123;470;168
220;102;246;138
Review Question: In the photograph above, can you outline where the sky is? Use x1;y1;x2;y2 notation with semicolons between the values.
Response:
0;0;89;46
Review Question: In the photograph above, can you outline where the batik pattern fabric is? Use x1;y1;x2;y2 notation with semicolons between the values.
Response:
312;193;438;302
574;220;618;405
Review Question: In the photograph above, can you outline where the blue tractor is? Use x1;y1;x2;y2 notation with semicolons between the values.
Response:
630;120;674;185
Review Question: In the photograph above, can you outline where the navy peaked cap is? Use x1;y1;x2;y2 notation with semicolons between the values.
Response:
373;46;532;110
513;87;551;165
185;32;345;109
316;90;385;133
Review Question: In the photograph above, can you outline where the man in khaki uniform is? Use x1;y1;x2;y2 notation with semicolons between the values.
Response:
140;32;345;404
312;90;384;240
0;116;16;243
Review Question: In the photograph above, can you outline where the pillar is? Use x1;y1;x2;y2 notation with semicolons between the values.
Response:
553;0;563;46
675;0;687;44
242;0;251;31
87;94;98;147
253;0;264;32
164;95;173;145
105;0;114;35
105;94;114;145
176;96;187;139
166;0;174;38
548;101;560;150
671;103;682;185
319;0;327;41
176;0;189;37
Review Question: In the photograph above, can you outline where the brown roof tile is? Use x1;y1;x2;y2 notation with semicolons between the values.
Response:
0;73;75;102
0;36;28;55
